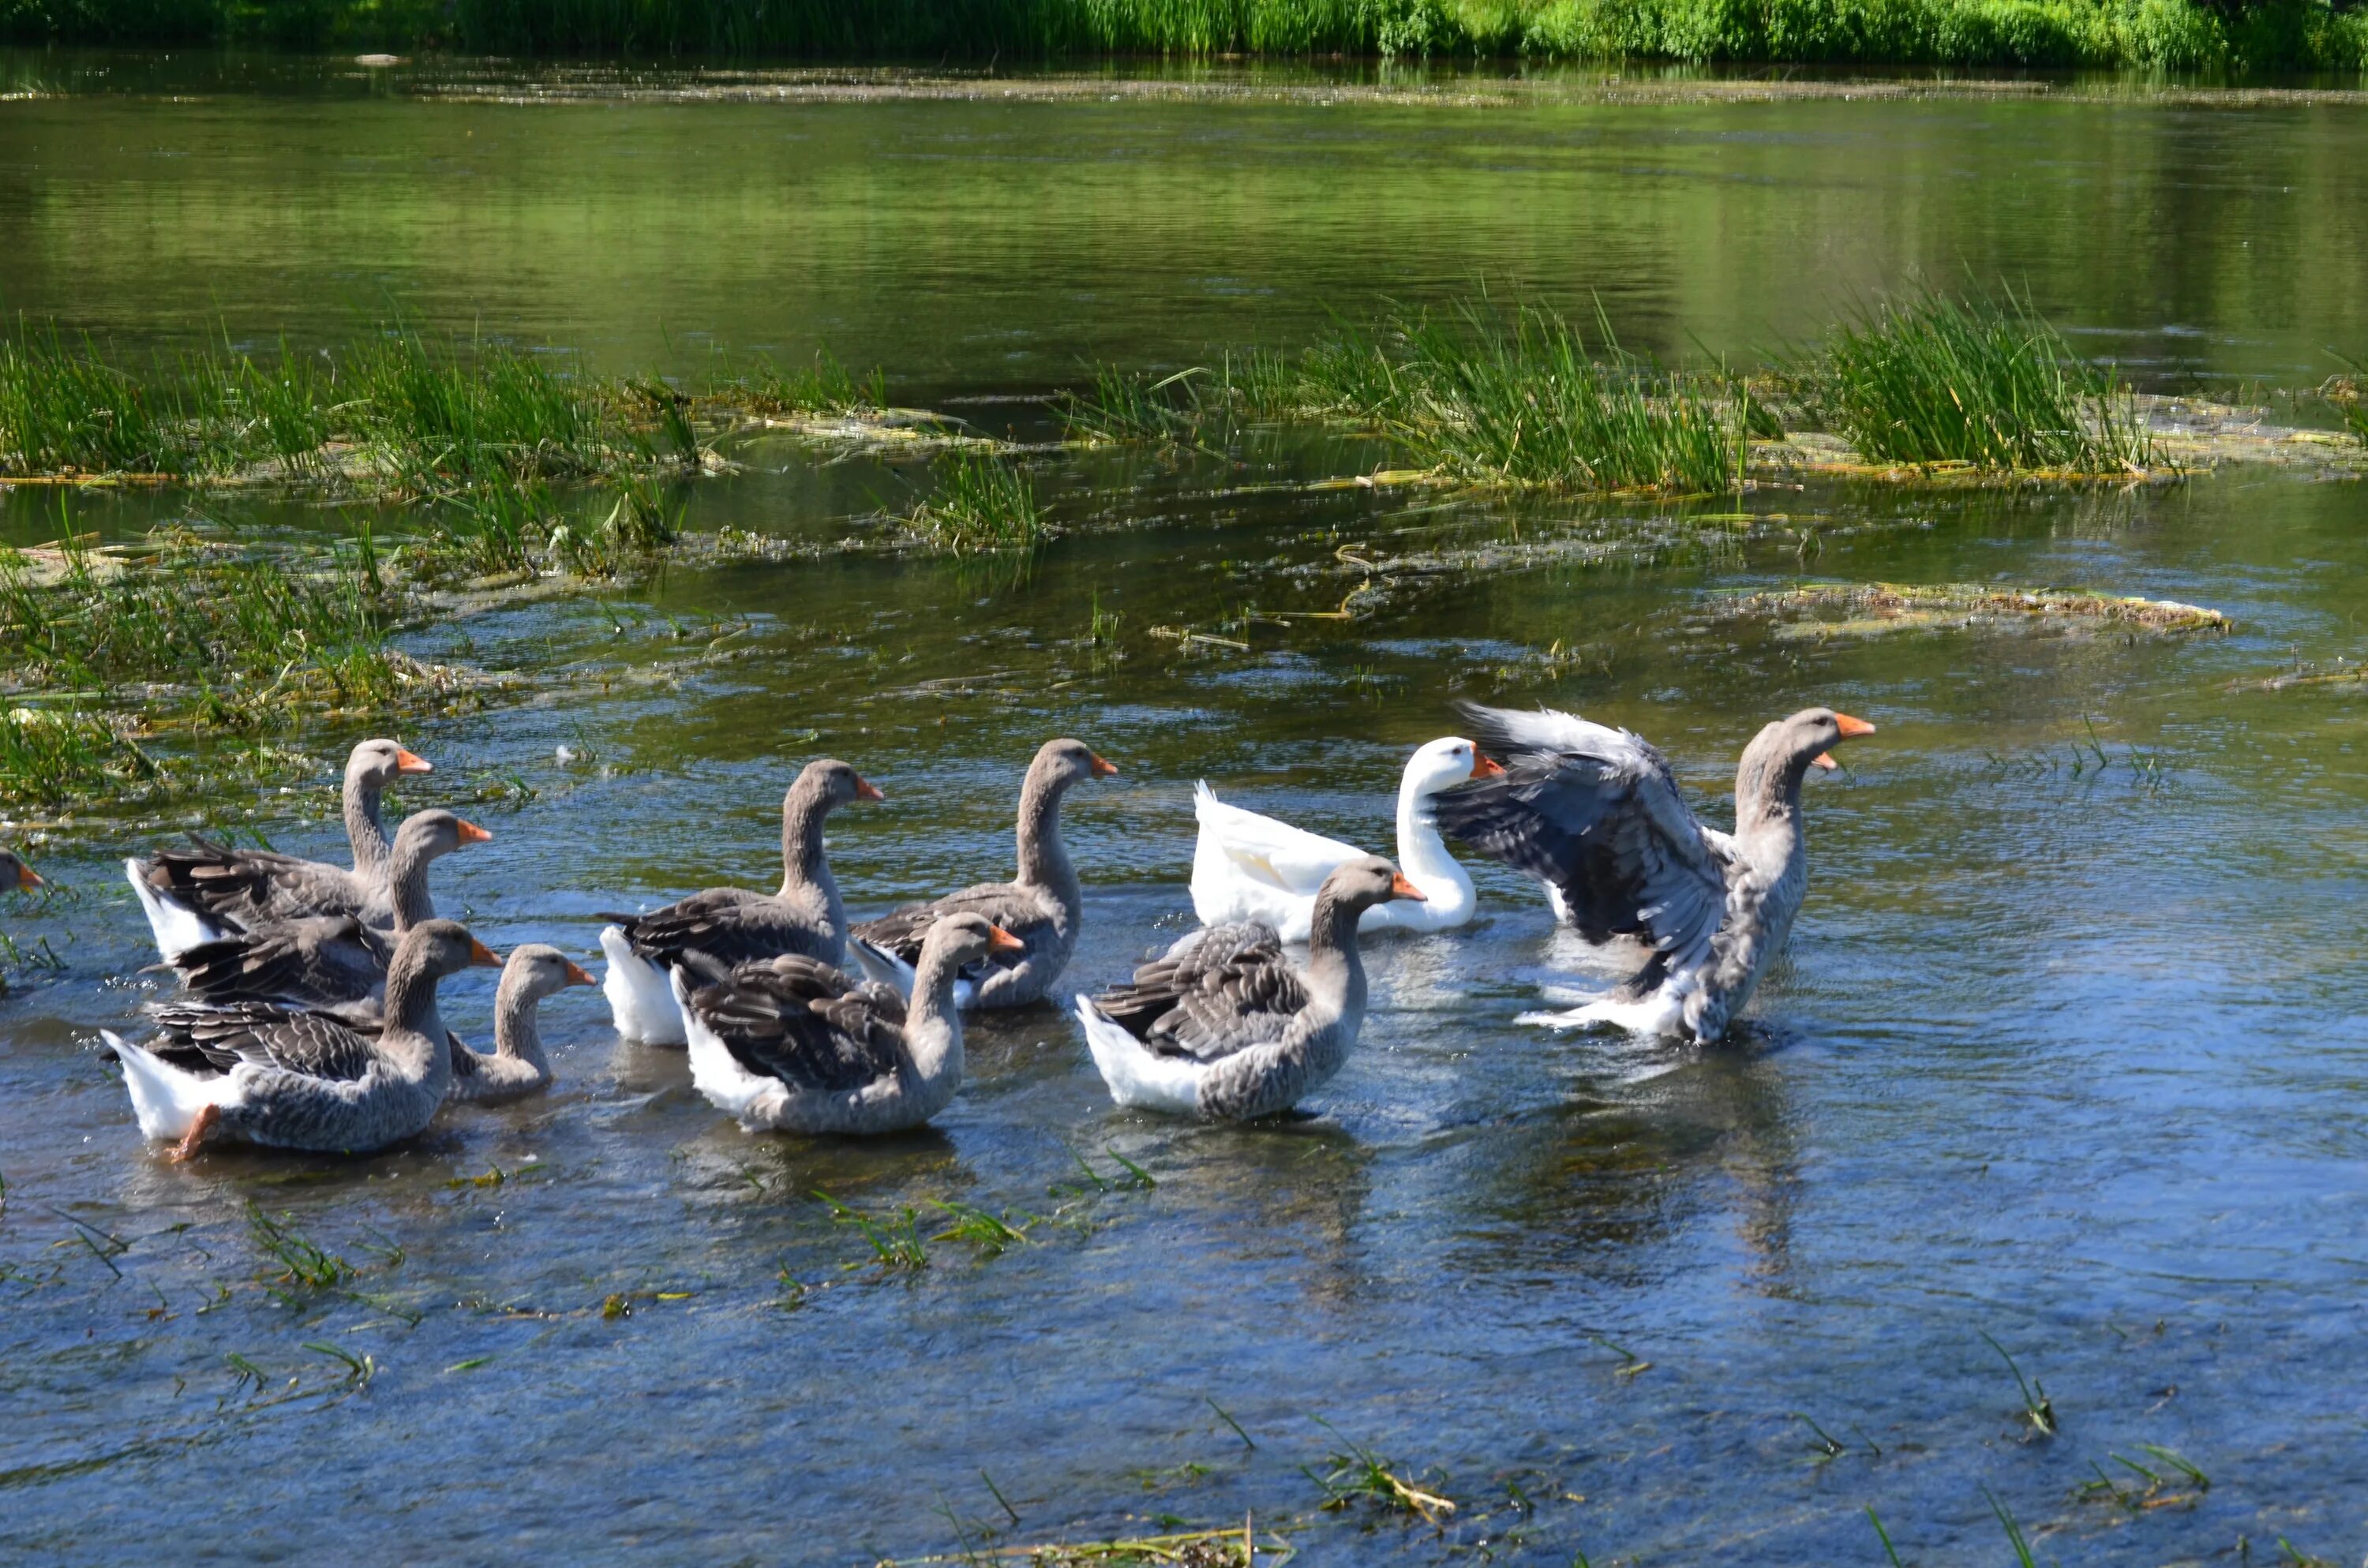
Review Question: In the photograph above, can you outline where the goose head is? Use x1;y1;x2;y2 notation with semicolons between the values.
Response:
1320;855;1428;915
799;757;885;810
1737;707;1877;815
350;738;433;788
503;942;598;1004
392;809;494;863
1403;735;1504;798
0;850;41;892
1032;738;1121;791
403;918;504;981
921;913;1029;969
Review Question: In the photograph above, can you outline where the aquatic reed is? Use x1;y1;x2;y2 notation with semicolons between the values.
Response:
1802;289;2154;472
906;451;1047;554
0;705;160;809
731;349;883;417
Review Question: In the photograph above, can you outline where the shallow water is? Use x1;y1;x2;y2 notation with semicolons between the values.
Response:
4;54;2368;1565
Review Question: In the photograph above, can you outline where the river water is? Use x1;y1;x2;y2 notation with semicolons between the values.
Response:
2;54;2366;1565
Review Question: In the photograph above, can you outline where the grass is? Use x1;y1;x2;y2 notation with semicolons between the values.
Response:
817;1190;930;1270
1980;1330;2059;1437
0;705;162;809
247;1204;351;1293
1800;288;2155;473
2330;354;2367;447
1986;1488;2038;1568
4;0;2362;70
733;348;883;417
1303;1420;1456;1525
906;451;1047;554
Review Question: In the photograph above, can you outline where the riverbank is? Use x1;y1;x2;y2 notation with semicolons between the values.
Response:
2;0;2363;72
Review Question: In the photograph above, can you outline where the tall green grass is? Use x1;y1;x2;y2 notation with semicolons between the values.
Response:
907;451;1047;553
2;0;2361;69
0;537;403;724
0;704;160;810
1801;290;2154;472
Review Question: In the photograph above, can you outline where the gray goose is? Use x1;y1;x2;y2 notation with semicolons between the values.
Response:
448;944;596;1105
850;738;1117;1010
598;758;882;1046
1075;855;1423;1121
1431;701;1875;1041
673;914;1023;1135
155;810;493;1046
125;738;433;957
105;919;500;1158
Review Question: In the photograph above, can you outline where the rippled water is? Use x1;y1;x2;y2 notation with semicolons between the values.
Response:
3;54;2366;1565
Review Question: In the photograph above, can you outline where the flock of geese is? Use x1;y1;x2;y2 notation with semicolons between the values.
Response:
49;703;1874;1159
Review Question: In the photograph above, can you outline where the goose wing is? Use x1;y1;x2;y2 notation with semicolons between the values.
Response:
167;915;389;1011
1434;702;1728;973
610;889;826;969
143;999;382;1082
1193;782;1363;895
1089;922;1309;1064
138;836;365;929
682;956;907;1092
852;882;1057;969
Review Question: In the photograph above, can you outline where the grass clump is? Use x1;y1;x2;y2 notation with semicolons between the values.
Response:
732;349;883;417
1802;289;2154;473
0;325;175;477
0;535;401;723
2329;354;2367;448
0;705;162;809
907;451;1047;554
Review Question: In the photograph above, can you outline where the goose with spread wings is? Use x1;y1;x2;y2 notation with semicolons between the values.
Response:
1433;701;1874;1041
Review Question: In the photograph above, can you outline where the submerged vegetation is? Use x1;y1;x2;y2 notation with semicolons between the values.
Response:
2;0;2362;70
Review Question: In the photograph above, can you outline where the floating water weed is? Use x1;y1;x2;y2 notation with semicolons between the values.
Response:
907;451;1046;554
1980;1330;2059;1435
246;1203;350;1292
2329;352;2367;447
1804;289;2155;473
816;1190;929;1270
1305;1420;1455;1525
304;1341;377;1390
929;1200;1032;1256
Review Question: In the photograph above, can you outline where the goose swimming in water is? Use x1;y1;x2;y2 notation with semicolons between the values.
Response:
1432;701;1875;1041
1189;736;1501;941
104;919;500;1158
849;739;1117;1011
125;738;432;957
599;758;882;1046
1075;855;1423;1122
447;944;596;1106
674;913;1024;1135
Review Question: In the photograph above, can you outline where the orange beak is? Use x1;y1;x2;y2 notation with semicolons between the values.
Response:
1089;754;1119;778
469;937;504;968
1470;753;1506;780
854;775;885;803
1835;714;1877;738
563;960;597;987
395;747;433;775
1810;753;1839;772
13;863;41;890
1389;872;1427;902
455;819;494;844
986;923;1029;955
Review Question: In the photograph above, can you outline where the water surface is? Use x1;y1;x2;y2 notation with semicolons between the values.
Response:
2;55;2366;1565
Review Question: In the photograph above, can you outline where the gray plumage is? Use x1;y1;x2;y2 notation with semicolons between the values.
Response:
608;759;879;973
156;810;492;1044
851;739;1116;1010
677;913;1017;1134
1432;702;1874;1041
448;944;594;1105
1077;855;1419;1122
112;919;501;1156
126;739;433;937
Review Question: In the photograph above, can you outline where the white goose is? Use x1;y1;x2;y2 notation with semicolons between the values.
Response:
1189;737;1501;941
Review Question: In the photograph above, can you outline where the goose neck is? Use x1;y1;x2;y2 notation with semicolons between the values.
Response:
1015;773;1077;898
384;834;438;932
493;972;549;1073
778;784;844;932
1395;775;1474;911
381;952;454;1091
903;949;968;1091
1304;889;1369;1018
346;765;392;878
